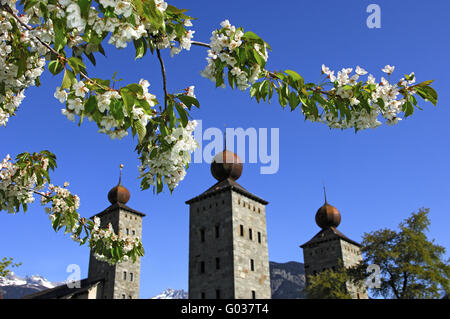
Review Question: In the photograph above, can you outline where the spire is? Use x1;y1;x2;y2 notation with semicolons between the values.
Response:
224;124;227;151
315;186;341;229
108;164;130;205
118;164;123;185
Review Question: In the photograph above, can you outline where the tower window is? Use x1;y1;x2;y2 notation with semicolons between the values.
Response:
132;230;136;236
252;291;256;299
122;294;126;299
126;228;129;235
249;228;253;240
200;261;205;274
215;225;220;238
258;232;261;244
200;228;205;243
258;208;261;213
216;257;220;270
240;225;244;237
129;295;132;299
130;272;133;282
216;289;221;299
250;259;255;271
123;271;127;280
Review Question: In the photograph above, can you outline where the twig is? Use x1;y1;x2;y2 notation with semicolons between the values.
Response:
156;48;168;109
191;41;211;48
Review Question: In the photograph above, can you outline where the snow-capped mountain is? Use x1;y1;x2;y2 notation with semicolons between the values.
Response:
151;288;188;299
0;272;63;299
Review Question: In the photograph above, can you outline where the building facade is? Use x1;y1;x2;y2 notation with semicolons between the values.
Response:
186;149;271;299
24;170;145;299
87;179;145;299
300;192;368;299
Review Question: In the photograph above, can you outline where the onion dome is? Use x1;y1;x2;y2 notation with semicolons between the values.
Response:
107;164;130;205
211;150;243;181
315;187;341;229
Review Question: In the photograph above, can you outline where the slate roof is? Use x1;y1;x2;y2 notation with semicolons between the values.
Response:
185;178;268;205
22;277;103;299
91;202;146;219
300;226;361;248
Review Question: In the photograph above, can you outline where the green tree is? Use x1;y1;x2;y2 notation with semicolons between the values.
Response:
0;257;21;277
361;208;450;299
305;266;352;299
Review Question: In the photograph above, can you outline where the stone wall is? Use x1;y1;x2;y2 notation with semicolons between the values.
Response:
188;188;271;299
88;207;143;299
232;192;271;299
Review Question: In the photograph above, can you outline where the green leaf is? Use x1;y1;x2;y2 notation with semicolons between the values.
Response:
134;38;147;60
24;0;39;11
284;70;304;89
77;0;91;20
61;70;76;89
134;120;146;143
125;83;144;95
178;95;199;108
416;86;438;106
48;60;64;75
120;90;135;115
110;99;124;121
403;101;414;117
175;103;188;127
53;19;67;52
156;175;163;193
84;95;97;114
242;31;263;42
288;92;300;110
252;49;265;67
67;57;86;74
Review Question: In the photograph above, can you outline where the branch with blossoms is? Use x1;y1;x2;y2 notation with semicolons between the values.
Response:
0;0;439;195
0;152;144;264
193;20;438;132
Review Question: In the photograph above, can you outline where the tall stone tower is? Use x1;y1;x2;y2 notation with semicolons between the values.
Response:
300;190;368;299
186;149;271;299
88;167;145;299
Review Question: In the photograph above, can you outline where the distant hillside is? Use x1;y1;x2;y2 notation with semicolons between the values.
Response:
0;272;63;299
270;261;306;299
1;261;306;299
151;288;188;299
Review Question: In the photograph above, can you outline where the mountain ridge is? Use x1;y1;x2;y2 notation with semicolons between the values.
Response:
0;261;305;299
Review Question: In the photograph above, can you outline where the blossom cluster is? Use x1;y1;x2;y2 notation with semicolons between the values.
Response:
139;120;198;191
0;1;46;127
201;20;267;91
0;154;38;213
0;152;142;264
90;216;142;264
316;64;416;130
51;0;193;53
41;183;80;230
55;78;156;140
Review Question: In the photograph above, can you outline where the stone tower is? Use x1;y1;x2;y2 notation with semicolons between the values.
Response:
88;167;145;299
300;190;367;299
186;149;271;299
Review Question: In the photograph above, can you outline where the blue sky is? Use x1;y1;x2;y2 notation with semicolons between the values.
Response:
1;0;450;298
